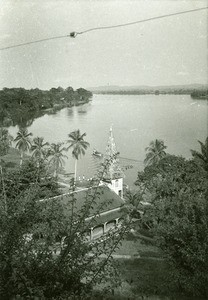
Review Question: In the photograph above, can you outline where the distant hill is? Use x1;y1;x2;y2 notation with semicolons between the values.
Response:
88;84;208;95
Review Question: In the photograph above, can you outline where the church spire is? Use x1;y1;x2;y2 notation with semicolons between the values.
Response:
103;126;123;180
106;126;117;157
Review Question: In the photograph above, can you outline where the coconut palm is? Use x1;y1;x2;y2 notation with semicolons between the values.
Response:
66;130;90;181
14;128;32;165
144;139;167;167
48;143;68;177
190;137;208;172
30;137;49;164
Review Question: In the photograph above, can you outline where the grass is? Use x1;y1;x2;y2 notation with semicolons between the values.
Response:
93;257;172;300
95;251;199;299
114;238;161;258
114;257;207;300
94;233;168;298
96;231;205;300
117;258;171;298
114;232;162;259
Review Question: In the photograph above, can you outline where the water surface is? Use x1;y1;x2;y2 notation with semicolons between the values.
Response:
9;94;208;187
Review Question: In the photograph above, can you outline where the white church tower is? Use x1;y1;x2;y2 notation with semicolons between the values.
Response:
101;127;124;198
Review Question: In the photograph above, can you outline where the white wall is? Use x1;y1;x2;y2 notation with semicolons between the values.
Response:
107;178;123;198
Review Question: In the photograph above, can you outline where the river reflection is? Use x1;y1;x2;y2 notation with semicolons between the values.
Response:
67;108;74;117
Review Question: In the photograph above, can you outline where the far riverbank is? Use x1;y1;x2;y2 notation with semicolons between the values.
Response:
0;86;92;128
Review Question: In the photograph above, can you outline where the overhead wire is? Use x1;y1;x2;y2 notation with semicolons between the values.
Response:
0;34;71;51
76;6;208;35
0;6;207;51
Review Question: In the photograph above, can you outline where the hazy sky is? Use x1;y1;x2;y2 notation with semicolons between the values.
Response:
0;0;207;90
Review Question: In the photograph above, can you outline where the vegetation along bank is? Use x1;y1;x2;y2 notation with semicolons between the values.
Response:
0;86;92;127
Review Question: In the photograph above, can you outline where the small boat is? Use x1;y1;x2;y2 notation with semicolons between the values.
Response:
92;149;103;157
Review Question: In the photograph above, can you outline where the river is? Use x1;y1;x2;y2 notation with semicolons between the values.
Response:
9;94;208;188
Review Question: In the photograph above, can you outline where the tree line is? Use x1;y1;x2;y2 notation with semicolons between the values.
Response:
0;87;92;127
91;85;208;96
191;89;208;100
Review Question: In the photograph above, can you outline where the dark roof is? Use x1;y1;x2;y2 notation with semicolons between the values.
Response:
51;185;125;219
92;209;124;225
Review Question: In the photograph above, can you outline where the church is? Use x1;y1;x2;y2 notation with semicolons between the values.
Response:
50;127;126;240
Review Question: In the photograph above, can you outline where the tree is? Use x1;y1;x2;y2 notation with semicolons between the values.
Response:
136;154;186;189
136;153;208;298
0;87;92;128
30;137;49;165
124;190;143;219
190;137;208;172
76;88;92;102
0;157;59;201
144;139;167;167
48;143;68;177
0;127;13;156
14;128;32;165
66;130;90;182
0;160;130;299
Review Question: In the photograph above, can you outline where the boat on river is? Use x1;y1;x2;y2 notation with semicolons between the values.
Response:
92;149;103;157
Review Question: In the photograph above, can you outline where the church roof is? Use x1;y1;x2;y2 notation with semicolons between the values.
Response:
49;185;125;220
92;209;123;225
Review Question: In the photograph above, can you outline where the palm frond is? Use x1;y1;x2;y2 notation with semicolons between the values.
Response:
144;139;167;166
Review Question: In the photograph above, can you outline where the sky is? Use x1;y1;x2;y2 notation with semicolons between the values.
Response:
0;0;207;90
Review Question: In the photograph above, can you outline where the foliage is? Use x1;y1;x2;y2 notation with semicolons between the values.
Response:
30;137;49;163
135;153;208;298
144;139;167;167
67;130;90;181
0;158;59;200
124;190;143;219
67;130;90;160
136;154;186;187
191;89;208;100
48;143;68;177
92;85;208;96
0;157;130;299
191;137;208;172
14;128;33;165
0;128;13;156
0;87;92;127
0;129;130;299
76;88;93;102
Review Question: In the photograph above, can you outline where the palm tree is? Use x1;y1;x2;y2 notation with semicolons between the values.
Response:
48;143;68;177
14;128;32;165
30;137;49;164
191;137;208;172
144;139;167;167
66;130;90;181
